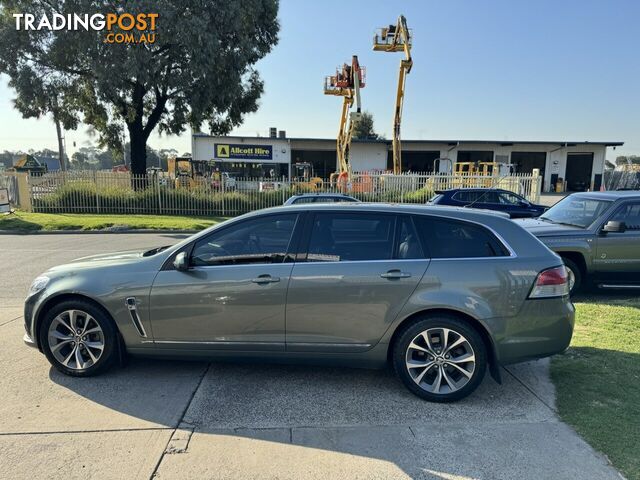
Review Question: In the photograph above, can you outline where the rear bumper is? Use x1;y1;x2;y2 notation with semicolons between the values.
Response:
494;297;575;365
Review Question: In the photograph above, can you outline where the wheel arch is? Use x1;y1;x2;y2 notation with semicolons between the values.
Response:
34;293;118;352
557;251;587;276
387;308;502;383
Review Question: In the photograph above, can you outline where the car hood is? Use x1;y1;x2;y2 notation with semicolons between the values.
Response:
47;249;150;273
514;218;585;237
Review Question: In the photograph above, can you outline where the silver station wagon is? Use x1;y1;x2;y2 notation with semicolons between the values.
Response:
24;204;574;402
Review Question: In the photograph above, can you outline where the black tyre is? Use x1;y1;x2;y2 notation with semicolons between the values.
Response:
393;315;487;403
561;257;582;295
39;300;118;377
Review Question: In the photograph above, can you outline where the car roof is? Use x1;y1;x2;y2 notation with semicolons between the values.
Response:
290;193;354;198
566;191;640;201
270;202;511;219
438;188;509;193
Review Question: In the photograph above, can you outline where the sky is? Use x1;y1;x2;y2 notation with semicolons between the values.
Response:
1;0;639;158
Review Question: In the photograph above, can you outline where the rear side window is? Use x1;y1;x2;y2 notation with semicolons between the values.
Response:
413;216;509;258
307;213;395;261
291;197;315;204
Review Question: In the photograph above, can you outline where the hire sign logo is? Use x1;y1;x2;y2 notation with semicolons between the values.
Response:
12;12;158;45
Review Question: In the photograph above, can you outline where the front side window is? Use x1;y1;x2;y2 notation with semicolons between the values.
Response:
498;192;526;205
414;216;508;258
307;213;395;262
610;202;640;231
191;214;298;266
540;197;612;228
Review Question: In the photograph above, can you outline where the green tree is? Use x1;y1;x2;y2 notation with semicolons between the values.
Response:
0;0;279;176
352;111;381;140
615;155;640;166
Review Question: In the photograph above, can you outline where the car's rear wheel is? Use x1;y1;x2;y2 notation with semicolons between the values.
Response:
561;257;582;295
39;300;118;377
393;315;487;402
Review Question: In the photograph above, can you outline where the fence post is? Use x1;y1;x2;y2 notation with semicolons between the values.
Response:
94;171;100;213
157;175;163;215
16;173;32;212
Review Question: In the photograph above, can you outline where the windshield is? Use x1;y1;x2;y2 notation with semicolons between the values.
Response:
540;197;612;228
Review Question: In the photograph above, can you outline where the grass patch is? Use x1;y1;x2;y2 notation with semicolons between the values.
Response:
0;211;228;232
551;295;640;479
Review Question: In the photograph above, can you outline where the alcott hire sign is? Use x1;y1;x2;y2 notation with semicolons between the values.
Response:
215;144;273;160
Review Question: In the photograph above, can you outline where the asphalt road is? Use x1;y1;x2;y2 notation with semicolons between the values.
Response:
0;233;621;479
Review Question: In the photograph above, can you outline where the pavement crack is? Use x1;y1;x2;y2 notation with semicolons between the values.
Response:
503;366;557;413
149;362;211;478
0;315;22;327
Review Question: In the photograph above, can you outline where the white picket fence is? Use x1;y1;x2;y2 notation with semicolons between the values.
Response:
26;170;542;216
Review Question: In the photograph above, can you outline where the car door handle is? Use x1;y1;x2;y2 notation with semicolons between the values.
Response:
380;270;411;279
251;275;280;284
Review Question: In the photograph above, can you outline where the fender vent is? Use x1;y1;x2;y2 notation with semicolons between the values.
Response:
125;297;147;338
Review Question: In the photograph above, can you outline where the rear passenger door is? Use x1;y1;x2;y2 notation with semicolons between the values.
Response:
285;212;429;352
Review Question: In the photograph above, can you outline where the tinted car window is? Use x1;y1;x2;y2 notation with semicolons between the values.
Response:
291;197;316;204
479;191;501;204
396;217;424;259
452;191;480;202
611;202;640;230
307;213;395;262
414;216;508;258
191;214;298;266
498;192;525;205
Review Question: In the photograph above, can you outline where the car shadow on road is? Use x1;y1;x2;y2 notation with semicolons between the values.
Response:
47;356;568;479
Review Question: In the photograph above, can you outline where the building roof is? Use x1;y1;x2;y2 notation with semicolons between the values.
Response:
192;133;623;147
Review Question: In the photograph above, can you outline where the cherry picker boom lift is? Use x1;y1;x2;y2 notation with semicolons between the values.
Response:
373;15;413;174
323;55;366;186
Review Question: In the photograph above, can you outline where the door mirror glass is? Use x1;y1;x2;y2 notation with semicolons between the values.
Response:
173;251;189;271
602;220;626;233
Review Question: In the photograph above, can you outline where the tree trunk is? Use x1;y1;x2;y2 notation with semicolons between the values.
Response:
54;115;66;171
127;122;148;190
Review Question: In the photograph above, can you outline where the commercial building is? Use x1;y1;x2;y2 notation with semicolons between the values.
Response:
192;131;623;192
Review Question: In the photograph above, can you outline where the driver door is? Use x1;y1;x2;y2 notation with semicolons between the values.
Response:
595;201;640;285
148;213;301;350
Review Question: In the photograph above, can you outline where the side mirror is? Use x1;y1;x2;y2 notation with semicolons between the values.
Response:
602;221;626;234
173;251;190;271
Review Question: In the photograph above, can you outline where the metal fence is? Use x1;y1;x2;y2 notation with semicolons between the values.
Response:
27;170;542;216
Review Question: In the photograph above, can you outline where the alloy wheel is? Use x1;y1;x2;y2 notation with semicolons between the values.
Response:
405;327;476;394
47;309;105;370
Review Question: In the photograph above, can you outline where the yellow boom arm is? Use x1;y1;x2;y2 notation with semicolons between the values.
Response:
373;15;412;174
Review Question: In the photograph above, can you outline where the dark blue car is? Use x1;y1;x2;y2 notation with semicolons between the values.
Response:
428;188;547;218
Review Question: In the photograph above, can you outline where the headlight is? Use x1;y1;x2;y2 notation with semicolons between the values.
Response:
28;276;50;296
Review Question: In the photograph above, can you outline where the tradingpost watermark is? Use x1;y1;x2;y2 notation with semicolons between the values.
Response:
12;12;159;44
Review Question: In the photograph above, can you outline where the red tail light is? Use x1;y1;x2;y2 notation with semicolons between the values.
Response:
529;266;570;298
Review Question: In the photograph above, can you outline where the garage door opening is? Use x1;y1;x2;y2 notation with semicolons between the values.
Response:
392;151;440;172
291;150;336;179
565;153;594;191
511;152;546;177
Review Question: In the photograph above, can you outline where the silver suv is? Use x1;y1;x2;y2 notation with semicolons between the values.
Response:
24;204;574;402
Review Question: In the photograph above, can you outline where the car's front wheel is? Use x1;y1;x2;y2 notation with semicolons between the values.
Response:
393;315;487;402
39;300;118;377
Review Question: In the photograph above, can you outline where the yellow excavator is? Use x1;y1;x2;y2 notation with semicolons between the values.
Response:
373;15;412;174
324;55;366;188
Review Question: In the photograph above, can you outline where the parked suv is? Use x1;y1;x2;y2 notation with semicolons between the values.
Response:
516;191;640;294
24;204;573;402
429;188;547;218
